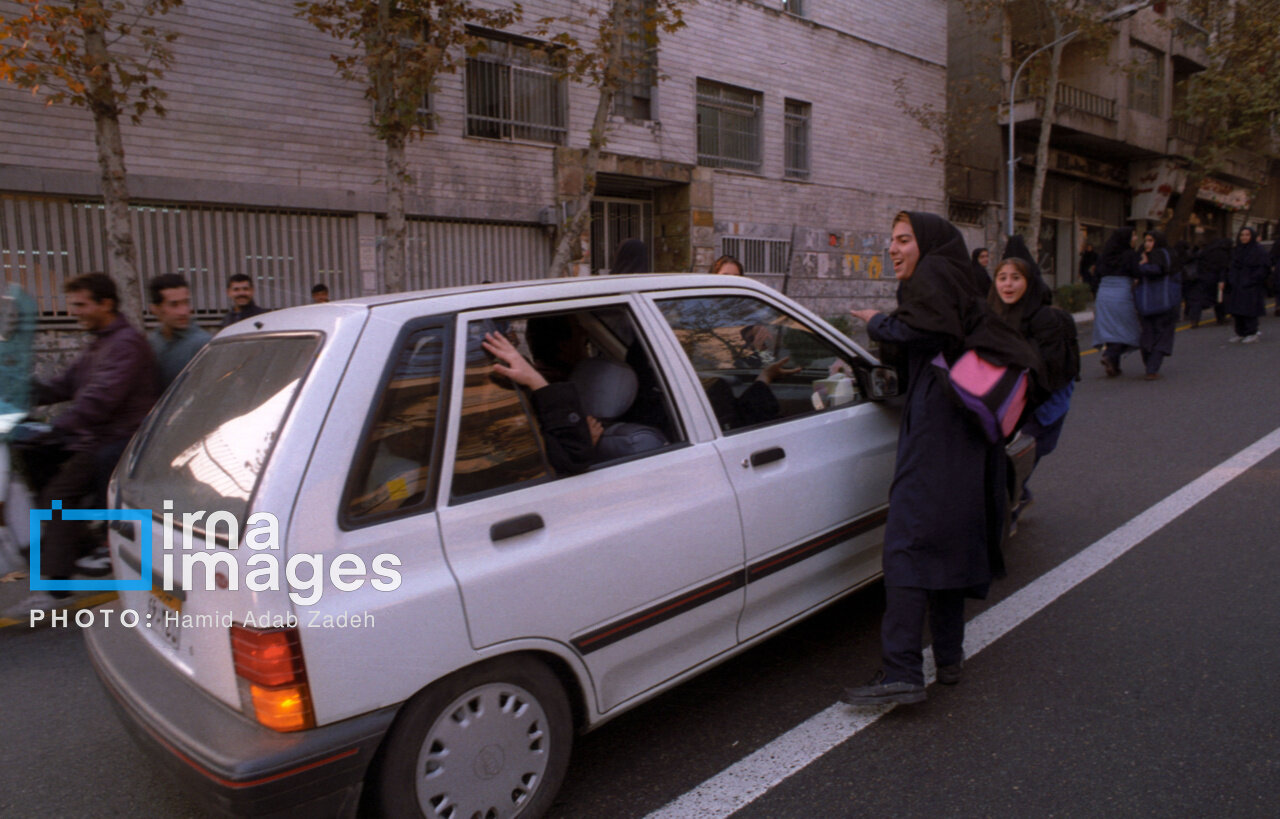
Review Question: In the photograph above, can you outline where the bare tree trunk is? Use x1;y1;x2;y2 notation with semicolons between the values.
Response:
384;129;408;292
1164;169;1204;243
84;20;143;327
1027;15;1065;261
547;86;613;277
546;1;625;278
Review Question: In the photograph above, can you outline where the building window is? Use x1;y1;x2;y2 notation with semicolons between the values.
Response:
466;34;567;144
782;0;806;17
784;99;811;180
612;0;656;121
1129;42;1163;117
720;237;791;275
697;79;763;172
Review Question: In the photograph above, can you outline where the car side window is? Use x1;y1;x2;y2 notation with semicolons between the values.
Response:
656;295;862;433
345;327;445;521
450;306;683;501
451;322;552;500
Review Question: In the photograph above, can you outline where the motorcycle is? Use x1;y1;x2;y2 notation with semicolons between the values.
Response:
0;284;37;574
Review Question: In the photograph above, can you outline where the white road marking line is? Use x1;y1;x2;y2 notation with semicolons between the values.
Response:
646;426;1280;819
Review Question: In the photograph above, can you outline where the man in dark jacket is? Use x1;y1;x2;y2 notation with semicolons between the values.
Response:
9;273;157;615
219;273;269;328
148;273;211;390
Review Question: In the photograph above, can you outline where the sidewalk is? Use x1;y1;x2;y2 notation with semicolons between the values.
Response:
0;534;115;628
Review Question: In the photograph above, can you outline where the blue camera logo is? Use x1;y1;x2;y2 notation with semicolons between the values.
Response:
29;501;152;591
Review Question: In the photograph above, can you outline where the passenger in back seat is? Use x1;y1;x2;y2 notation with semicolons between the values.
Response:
481;331;665;474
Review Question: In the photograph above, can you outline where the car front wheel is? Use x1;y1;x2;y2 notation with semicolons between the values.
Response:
373;656;573;818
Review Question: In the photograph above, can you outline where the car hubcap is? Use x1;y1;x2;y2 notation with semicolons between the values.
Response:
415;682;550;818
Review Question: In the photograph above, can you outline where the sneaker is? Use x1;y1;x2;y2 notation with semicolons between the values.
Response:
1242;333;1261;344
1;591;66;621
1227;335;1243;343
840;671;927;706
73;546;112;577
1018;487;1034;510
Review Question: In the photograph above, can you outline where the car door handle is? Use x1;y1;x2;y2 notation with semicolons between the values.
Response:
490;513;545;542
746;447;786;468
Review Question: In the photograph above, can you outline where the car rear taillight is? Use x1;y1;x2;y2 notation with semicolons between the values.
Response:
230;624;315;732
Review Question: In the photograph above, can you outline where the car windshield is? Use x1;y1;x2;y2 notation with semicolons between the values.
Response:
118;335;319;530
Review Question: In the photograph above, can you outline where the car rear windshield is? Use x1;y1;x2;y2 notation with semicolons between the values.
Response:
118;335;320;528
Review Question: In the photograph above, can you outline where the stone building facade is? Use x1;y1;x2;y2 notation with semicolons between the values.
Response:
2;0;948;348
946;0;1280;291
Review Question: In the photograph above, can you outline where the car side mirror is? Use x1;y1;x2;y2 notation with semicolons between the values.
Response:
866;366;901;400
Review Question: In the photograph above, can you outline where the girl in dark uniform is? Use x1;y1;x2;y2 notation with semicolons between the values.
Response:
844;212;1038;704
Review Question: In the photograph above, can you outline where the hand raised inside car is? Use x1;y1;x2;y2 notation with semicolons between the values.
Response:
758;355;802;384
482;331;549;391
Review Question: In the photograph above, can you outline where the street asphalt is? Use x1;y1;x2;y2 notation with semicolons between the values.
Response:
2;302;1278;818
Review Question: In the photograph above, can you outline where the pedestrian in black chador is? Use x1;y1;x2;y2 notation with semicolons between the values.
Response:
1190;238;1232;327
1226;226;1269;344
1092;227;1141;376
843;212;1039;705
1135;230;1179;379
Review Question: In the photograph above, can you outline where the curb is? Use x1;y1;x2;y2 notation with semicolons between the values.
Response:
0;591;118;629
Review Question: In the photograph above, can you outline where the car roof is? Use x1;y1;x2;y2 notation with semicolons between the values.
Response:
344;273;779;310
211;274;839;346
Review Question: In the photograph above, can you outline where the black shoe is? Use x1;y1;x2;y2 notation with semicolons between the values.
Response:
936;661;964;685
73;546;112;578
1100;357;1120;377
840;671;926;706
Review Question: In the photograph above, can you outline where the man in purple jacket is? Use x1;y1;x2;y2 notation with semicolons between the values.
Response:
16;273;157;611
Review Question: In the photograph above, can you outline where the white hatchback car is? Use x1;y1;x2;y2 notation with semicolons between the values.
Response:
85;275;925;817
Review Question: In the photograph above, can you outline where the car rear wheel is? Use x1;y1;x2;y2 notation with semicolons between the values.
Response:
373;656;573;818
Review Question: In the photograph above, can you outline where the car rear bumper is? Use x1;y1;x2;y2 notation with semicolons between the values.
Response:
84;604;399;819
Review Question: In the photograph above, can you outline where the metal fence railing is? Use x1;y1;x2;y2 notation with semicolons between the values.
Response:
0;193;360;324
720;237;791;275
390;218;554;291
1056;82;1118;120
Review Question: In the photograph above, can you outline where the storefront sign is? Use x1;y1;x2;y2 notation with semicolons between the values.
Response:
1195;177;1254;211
1129;160;1183;221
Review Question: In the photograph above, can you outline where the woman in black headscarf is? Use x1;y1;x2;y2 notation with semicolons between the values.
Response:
1270;240;1280;317
1091;227;1141;376
1193;237;1232;326
1135;229;1178;379
992;235;1075;525
1226;226;1269;342
843;212;1039;706
609;238;650;274
970;246;992;293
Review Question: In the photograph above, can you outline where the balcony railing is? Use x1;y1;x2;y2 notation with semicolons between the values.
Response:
1174;15;1209;51
1171;119;1202;145
1055;83;1117;121
1012;78;1118;121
